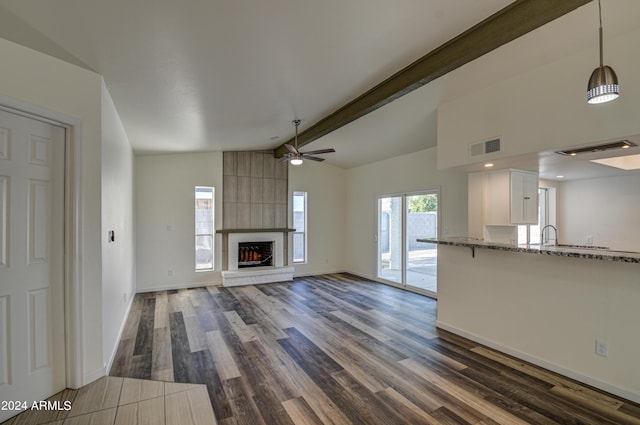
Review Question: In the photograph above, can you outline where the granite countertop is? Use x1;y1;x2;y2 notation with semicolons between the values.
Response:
417;237;640;263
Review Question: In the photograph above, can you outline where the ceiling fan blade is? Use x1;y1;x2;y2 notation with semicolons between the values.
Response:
301;148;335;155
279;156;290;163
301;155;326;162
284;144;299;154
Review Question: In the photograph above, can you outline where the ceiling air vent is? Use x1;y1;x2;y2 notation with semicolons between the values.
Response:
556;140;637;156
469;138;501;158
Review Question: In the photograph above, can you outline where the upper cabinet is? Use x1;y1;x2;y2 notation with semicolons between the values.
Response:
485;169;538;225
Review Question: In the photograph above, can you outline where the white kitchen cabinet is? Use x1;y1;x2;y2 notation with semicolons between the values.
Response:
484;169;538;225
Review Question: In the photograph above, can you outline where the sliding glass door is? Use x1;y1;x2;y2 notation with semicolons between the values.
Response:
377;196;403;284
377;191;439;296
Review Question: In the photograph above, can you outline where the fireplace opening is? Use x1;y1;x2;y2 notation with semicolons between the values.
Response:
238;241;273;268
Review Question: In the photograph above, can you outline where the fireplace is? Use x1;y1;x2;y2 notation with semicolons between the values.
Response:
221;230;294;286
238;241;273;268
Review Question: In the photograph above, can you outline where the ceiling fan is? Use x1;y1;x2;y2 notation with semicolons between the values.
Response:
282;119;335;165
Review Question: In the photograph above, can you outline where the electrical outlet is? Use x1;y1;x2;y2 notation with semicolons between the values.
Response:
168;269;173;277
123;292;127;303
595;339;609;357
586;235;593;245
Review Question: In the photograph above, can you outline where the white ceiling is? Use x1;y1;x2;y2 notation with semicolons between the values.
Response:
1;0;639;175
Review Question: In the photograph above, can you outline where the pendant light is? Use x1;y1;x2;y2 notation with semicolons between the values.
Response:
587;0;619;104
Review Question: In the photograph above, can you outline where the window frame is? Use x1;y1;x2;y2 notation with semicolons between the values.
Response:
195;186;215;271
292;191;307;264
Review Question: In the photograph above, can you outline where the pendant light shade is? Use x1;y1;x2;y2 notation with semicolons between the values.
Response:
587;0;619;104
587;65;619;104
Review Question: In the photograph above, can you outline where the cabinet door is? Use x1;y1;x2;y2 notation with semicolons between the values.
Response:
522;172;539;224
484;170;511;225
510;171;538;224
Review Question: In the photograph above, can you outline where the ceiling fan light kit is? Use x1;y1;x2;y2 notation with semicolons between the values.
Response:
282;119;335;166
587;0;619;104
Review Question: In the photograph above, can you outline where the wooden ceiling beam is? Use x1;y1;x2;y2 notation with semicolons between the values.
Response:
274;0;592;157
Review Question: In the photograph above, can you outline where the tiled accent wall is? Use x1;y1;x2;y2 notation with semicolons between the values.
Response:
222;151;288;229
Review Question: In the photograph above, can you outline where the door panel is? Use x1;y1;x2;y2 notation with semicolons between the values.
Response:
377;196;402;283
0;295;8;386
0;175;7;266
377;192;439;296
406;193;438;294
0;109;65;422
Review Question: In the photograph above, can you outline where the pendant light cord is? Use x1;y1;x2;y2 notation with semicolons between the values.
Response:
598;0;604;66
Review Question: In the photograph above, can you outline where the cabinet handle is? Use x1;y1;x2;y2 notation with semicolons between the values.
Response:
524;196;530;200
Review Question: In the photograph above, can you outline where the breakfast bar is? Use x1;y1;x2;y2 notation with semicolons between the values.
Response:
417;236;640;263
422;237;640;403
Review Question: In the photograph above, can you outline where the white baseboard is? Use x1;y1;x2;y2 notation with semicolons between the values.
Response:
103;294;135;375
342;270;376;281
436;320;640;404
341;271;437;298
136;281;221;293
293;269;347;278
83;365;106;387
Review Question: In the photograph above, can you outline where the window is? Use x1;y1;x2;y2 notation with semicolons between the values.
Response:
518;187;555;245
292;191;307;263
195;186;214;270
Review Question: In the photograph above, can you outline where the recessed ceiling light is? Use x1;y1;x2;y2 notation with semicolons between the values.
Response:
484;163;494;168
556;175;565;179
270;136;280;140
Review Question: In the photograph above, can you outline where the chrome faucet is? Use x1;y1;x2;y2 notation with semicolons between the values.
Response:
541;224;558;246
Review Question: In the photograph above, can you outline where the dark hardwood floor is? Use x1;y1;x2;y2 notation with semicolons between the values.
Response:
110;273;640;425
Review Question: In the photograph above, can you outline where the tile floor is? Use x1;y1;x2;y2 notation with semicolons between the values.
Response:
2;376;217;425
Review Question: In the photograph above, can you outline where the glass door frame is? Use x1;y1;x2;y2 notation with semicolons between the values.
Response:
375;188;441;297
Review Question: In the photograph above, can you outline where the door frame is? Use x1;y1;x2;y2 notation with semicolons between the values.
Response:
374;187;441;297
0;97;84;389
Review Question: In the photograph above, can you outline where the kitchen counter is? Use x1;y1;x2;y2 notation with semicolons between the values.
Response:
432;237;640;403
417;237;640;263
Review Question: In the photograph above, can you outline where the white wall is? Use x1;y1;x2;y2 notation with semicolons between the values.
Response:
557;174;640;251
289;161;347;276
0;37;105;385
135;152;223;290
100;82;136;371
437;25;640;169
437;244;640;403
345;146;468;279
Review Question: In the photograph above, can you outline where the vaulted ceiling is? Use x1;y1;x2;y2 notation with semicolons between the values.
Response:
1;0;638;168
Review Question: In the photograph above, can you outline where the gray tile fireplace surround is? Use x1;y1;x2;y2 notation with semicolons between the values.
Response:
222;151;288;229
221;151;292;284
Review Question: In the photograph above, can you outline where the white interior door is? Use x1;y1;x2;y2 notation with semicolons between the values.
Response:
0;109;66;422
